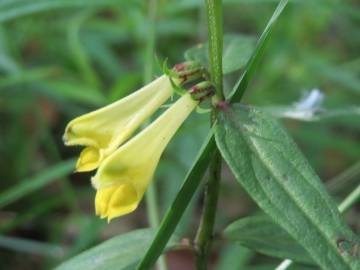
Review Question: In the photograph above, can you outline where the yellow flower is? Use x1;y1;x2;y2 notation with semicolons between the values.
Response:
92;93;198;221
63;75;175;172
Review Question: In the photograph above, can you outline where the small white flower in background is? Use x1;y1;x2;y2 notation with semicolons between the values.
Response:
294;88;324;111
266;88;360;121
282;88;325;121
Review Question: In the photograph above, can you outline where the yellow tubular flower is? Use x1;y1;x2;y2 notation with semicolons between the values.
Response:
63;75;175;172
92;94;198;221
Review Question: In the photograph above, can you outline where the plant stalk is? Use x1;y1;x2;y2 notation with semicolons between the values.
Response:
194;1;224;269
338;183;360;213
136;134;217;270
137;1;288;269
195;149;222;270
204;0;224;100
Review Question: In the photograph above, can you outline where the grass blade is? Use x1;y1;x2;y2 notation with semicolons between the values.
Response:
0;236;65;259
56;228;175;270
229;0;288;102
136;1;291;268
136;133;216;270
0;0;128;23
0;159;75;208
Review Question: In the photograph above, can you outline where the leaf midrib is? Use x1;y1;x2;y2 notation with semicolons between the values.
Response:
244;128;352;269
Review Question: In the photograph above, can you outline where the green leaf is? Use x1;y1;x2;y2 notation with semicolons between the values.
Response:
229;0;288;102
0;196;65;234
136;133;216;270
136;1;290;269
0;159;75;208
222;35;256;76
66;216;104;257
327;161;360;195
67;10;101;90
305;55;360;95
0;235;65;259
55;228;174;270
41;80;107;106
184;34;256;75
0;67;55;88
224;215;311;263
0;0;133;23
215;104;360;270
215;244;254;270
184;44;207;71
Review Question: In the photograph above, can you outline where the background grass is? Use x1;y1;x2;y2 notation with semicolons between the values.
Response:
0;0;359;269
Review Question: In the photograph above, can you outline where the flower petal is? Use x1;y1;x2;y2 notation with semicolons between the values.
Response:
76;147;102;172
95;184;139;221
92;94;198;220
63;75;174;171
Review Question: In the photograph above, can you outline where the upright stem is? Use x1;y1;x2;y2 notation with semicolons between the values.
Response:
338;183;360;213
195;1;224;269
205;0;224;100
143;1;167;270
195;148;222;270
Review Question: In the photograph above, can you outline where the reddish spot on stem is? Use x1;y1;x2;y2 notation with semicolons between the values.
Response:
180;74;188;82
216;100;229;111
174;63;186;72
180;70;198;83
190;86;200;94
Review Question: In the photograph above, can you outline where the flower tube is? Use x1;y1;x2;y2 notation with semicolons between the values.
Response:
63;75;174;172
92;94;198;221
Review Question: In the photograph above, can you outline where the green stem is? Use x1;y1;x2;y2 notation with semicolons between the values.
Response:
327;161;360;193
338;183;360;213
143;1;167;270
195;149;222;270
205;0;224;99
193;1;224;269
138;2;288;269
136;134;216;270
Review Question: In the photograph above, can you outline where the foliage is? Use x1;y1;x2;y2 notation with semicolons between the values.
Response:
0;0;359;269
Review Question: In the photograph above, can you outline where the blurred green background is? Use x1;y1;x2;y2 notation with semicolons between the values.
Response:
0;0;359;269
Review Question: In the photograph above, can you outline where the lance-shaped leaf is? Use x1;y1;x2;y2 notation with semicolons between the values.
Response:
55;228;176;270
224;214;311;263
215;103;360;270
184;34;256;75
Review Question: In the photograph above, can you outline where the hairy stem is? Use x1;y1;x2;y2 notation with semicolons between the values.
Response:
194;1;224;269
205;0;224;99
